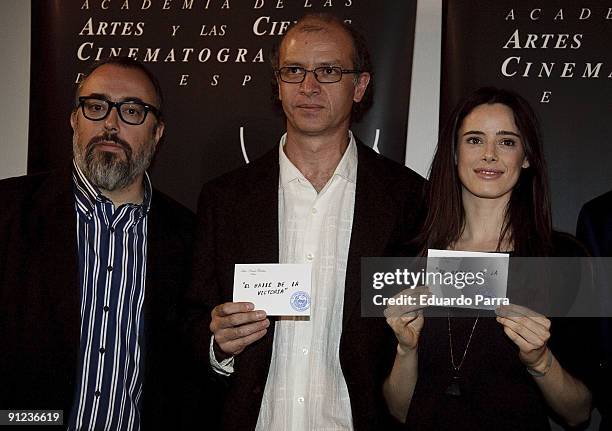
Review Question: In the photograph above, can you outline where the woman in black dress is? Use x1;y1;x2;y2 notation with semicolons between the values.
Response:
383;87;592;430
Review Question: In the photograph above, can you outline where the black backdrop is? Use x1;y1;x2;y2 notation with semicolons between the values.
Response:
441;0;612;233
29;0;417;211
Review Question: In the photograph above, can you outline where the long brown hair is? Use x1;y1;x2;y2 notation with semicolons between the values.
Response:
417;87;552;256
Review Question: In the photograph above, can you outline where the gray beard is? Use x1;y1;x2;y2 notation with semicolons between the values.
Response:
73;132;155;191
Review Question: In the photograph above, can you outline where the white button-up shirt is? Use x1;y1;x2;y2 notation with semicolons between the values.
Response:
254;132;357;431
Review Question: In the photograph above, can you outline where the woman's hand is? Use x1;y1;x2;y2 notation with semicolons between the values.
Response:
496;303;592;426
385;286;428;354
383;286;429;422
495;303;551;371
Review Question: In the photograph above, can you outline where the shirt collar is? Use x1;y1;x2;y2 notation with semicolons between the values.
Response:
72;160;152;215
278;130;358;188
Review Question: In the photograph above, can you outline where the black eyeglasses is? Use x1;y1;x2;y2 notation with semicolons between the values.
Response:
78;97;161;125
276;66;361;84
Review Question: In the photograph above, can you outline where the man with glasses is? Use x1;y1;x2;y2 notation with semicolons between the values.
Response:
0;56;194;430
186;13;424;430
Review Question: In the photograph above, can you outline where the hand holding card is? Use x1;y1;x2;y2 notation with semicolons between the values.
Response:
210;301;270;357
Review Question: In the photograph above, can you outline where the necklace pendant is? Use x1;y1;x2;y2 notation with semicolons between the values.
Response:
445;375;462;397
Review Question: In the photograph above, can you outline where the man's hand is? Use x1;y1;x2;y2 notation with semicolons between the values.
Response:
210;302;270;358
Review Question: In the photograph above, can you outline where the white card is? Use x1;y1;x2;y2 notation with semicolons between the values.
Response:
233;263;312;316
426;249;510;310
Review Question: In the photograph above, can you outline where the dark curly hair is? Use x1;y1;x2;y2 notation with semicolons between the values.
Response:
269;13;373;122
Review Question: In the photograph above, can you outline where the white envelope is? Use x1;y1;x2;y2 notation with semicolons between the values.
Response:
426;249;509;310
233;263;312;316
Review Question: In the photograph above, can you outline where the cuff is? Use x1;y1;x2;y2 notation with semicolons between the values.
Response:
209;335;235;376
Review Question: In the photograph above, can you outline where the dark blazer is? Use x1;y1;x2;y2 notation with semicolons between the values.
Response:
0;166;195;429
576;191;612;430
577;190;612;257
186;142;425;431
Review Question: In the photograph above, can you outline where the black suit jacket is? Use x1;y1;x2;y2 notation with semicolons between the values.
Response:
577;190;612;257
576;191;612;430
187;142;425;430
0;167;195;429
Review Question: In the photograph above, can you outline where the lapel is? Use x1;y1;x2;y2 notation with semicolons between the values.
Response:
236;148;280;265
236;148;281;351
342;144;398;327
141;190;188;344
142;193;159;359
31;167;81;364
144;193;161;309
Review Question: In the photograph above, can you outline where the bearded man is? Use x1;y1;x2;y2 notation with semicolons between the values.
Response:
0;56;194;431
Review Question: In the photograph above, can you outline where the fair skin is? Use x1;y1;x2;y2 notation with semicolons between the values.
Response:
70;64;164;207
384;103;591;426
279;20;370;191
454;103;529;251
210;19;370;359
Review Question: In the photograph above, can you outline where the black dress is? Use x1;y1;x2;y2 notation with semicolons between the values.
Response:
404;232;594;430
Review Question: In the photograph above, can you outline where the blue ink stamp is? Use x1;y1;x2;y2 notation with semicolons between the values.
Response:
290;291;311;312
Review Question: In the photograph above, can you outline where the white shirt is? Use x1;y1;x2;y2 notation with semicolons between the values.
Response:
255;133;357;431
210;132;358;431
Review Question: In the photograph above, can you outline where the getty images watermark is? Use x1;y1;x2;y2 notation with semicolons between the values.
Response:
371;267;508;308
361;256;612;318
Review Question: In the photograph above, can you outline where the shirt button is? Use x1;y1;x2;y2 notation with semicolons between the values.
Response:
302;348;309;355
297;396;305;405
94;390;101;397
103;305;109;312
311;207;317;214
306;253;314;261
109;227;115;233
99;347;105;354
107;265;113;272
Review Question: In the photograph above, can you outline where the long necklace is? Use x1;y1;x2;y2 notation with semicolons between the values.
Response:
445;313;479;397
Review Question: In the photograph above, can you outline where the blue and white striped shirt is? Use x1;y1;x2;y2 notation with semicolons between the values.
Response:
69;163;151;431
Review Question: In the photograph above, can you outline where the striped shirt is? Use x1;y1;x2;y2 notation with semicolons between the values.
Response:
68;163;151;431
